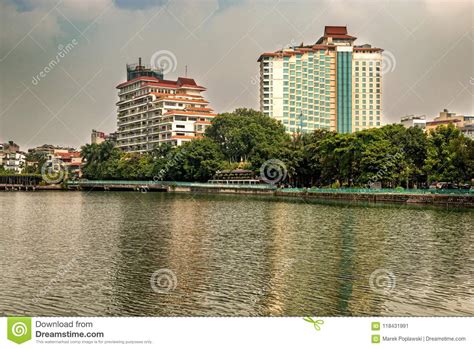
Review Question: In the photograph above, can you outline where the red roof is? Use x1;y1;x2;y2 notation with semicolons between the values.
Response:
177;77;197;86
116;76;160;89
59;151;81;159
324;26;348;35
323;26;356;40
315;26;357;44
116;76;205;90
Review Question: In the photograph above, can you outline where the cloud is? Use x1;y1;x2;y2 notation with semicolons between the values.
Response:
5;0;35;12
217;0;245;12
114;0;168;10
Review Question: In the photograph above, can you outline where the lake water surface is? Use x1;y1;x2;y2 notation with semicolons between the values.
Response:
0;191;472;316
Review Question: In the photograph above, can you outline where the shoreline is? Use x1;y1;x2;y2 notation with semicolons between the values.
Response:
2;181;473;208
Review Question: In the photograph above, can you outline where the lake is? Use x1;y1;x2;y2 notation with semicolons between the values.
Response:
0;191;472;316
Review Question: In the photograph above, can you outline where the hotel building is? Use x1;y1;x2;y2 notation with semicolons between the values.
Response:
116;58;216;153
258;26;383;133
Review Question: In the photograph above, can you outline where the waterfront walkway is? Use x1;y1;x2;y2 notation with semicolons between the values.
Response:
63;180;474;208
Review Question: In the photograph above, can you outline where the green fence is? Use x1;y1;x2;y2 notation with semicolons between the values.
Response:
280;187;474;196
65;180;473;195
66;180;275;190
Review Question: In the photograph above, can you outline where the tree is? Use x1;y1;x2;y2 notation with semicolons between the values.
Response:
424;125;474;183
205;108;289;166
166;138;225;182
24;152;47;174
81;141;122;179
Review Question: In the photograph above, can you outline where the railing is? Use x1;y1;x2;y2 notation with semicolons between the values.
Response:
66;180;275;190
65;180;473;195
280;187;474;196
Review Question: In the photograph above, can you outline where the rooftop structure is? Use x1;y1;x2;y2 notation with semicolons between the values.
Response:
400;114;426;129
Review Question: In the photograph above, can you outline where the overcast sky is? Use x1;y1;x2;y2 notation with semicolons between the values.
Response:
1;0;473;150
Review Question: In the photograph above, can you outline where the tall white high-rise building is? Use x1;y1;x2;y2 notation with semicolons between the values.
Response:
258;26;383;133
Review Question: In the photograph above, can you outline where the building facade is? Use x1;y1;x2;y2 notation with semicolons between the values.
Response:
46;150;83;178
91;130;117;145
258;26;383;134
425;109;474;139
401;115;426;129
91;130;106;144
1;142;25;173
116;59;216;153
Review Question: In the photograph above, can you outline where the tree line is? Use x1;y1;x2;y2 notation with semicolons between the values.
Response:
80;108;474;188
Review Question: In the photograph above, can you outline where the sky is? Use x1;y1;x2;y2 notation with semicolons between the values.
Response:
0;0;473;150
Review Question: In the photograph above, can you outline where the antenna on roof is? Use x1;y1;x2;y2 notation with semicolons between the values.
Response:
138;57;142;67
185;65;188;77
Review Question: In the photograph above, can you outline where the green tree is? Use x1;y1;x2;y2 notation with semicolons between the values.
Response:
81;141;122;179
166;138;224;182
424;125;474;183
205;108;289;166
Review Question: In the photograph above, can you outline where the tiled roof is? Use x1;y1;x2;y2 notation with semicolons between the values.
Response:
117;76;205;90
324;26;348;35
116;76;160;89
